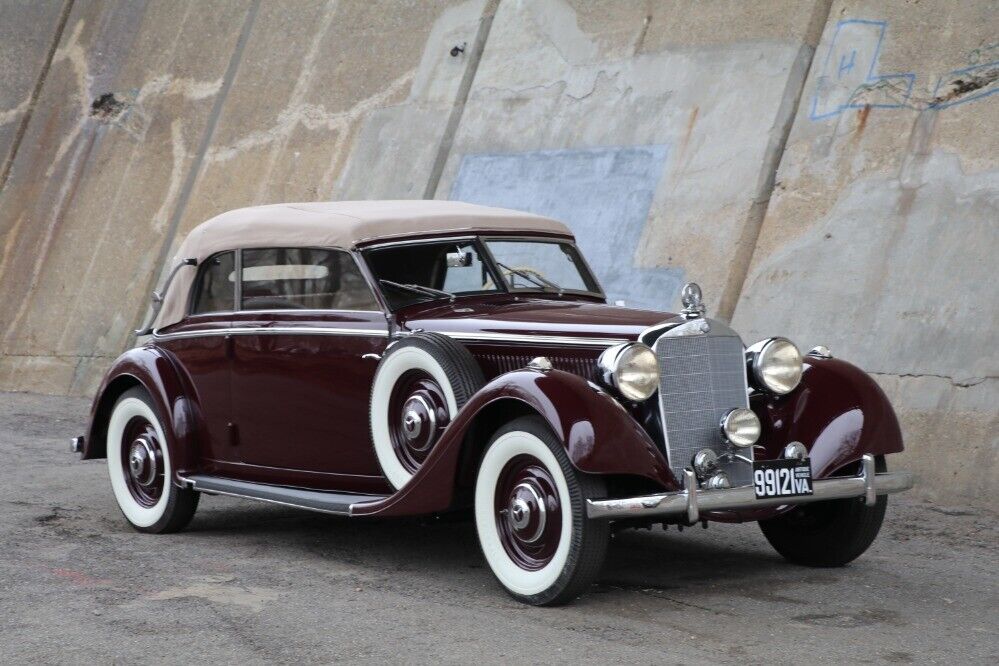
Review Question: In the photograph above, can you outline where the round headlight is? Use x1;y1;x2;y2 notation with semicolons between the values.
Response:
750;337;803;395
597;342;658;401
720;408;761;447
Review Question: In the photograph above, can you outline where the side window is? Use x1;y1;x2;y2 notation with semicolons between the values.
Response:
240;248;378;311
190;251;235;314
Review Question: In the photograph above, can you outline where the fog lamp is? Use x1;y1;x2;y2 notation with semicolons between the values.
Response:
692;449;719;478
720;408;761;448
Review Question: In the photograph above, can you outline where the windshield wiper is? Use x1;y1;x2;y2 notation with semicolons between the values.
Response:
495;261;563;294
379;279;453;301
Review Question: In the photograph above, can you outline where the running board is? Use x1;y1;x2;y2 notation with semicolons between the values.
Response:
180;474;388;516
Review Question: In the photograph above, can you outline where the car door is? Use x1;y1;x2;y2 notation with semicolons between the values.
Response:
228;247;390;493
154;250;237;467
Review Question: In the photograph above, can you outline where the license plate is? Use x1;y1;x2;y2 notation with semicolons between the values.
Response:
753;458;813;499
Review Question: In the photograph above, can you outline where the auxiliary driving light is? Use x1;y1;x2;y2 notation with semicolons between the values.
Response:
720;408;761;447
692;449;719;478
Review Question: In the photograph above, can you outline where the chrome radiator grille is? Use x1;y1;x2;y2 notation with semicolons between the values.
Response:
654;332;750;482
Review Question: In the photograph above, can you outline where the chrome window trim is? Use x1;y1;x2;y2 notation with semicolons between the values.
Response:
230;308;385;315
153;326;390;341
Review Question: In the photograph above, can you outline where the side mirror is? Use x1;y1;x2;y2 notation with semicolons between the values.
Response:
446;251;473;268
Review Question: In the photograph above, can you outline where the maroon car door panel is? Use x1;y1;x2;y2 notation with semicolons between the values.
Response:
228;311;388;476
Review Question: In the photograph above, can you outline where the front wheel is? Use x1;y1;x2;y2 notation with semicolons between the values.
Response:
474;415;609;606
759;456;888;567
107;387;199;533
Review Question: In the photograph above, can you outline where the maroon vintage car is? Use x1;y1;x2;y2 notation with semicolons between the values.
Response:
74;200;913;605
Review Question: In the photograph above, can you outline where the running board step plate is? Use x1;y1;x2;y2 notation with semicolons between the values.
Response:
182;475;388;516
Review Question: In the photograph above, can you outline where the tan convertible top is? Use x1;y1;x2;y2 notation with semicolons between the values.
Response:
153;201;571;330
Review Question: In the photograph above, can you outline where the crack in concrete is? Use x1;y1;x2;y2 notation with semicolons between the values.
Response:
869;371;995;388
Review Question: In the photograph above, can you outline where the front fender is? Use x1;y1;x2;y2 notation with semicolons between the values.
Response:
83;345;198;475
354;369;672;517
752;356;904;479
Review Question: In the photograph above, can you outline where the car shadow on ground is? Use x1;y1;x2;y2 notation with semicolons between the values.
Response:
183;499;793;599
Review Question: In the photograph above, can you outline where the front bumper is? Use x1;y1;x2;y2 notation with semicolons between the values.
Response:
586;454;914;522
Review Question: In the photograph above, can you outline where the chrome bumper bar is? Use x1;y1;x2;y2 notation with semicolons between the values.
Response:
586;454;914;522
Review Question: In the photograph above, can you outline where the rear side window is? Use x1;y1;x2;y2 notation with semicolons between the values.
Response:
240;248;378;311
190;251;235;314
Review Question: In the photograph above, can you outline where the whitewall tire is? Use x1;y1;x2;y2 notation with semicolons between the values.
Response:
370;334;484;490
106;387;199;533
474;415;609;605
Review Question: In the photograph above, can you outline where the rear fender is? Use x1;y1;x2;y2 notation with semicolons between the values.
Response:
83;346;198;476
354;369;673;517
752;356;904;479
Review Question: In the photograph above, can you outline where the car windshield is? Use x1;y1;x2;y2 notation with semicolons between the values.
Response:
365;237;601;309
364;240;503;309
484;239;599;295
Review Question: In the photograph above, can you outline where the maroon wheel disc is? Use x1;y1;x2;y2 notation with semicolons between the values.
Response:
387;370;451;474
120;416;165;507
494;454;563;570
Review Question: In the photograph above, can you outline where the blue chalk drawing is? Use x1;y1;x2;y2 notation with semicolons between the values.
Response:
930;60;999;108
811;19;997;119
450;146;681;311
810;19;915;119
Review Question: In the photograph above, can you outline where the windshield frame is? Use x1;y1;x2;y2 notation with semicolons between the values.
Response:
361;234;605;311
479;235;604;299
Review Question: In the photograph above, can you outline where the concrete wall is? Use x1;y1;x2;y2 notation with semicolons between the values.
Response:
731;0;999;509
0;0;995;507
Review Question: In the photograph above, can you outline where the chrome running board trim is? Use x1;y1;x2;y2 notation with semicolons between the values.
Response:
180;474;388;516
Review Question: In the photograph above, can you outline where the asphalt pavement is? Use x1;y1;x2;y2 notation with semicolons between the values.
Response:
1;391;996;664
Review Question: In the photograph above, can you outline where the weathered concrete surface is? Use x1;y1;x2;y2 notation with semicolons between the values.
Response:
2;392;997;664
0;0;254;395
431;0;830;311
731;1;999;510
0;0;69;188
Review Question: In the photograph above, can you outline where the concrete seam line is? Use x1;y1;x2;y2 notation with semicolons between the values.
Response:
0;0;75;196
717;0;833;322
422;0;501;200
129;0;261;345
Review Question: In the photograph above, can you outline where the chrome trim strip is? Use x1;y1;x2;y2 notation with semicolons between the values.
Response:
179;474;386;516
154;325;626;347
586;454;914;520
153;326;389;341
402;330;629;348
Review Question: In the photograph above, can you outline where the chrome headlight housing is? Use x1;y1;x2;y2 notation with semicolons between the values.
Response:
747;337;803;395
597;342;659;401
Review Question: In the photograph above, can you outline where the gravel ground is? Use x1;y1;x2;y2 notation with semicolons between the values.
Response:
1;391;996;664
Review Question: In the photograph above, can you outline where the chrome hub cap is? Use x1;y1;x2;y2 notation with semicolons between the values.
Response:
120;417;165;508
401;397;433;443
507;482;546;543
388;371;450;474
128;438;157;486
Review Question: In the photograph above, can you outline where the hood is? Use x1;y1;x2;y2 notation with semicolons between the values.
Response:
398;296;671;344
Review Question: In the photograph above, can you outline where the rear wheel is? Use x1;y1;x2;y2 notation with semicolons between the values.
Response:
759;456;888;567
474;415;609;605
107;387;199;533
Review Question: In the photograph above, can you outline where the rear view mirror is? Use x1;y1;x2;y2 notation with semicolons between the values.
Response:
446;251;473;268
